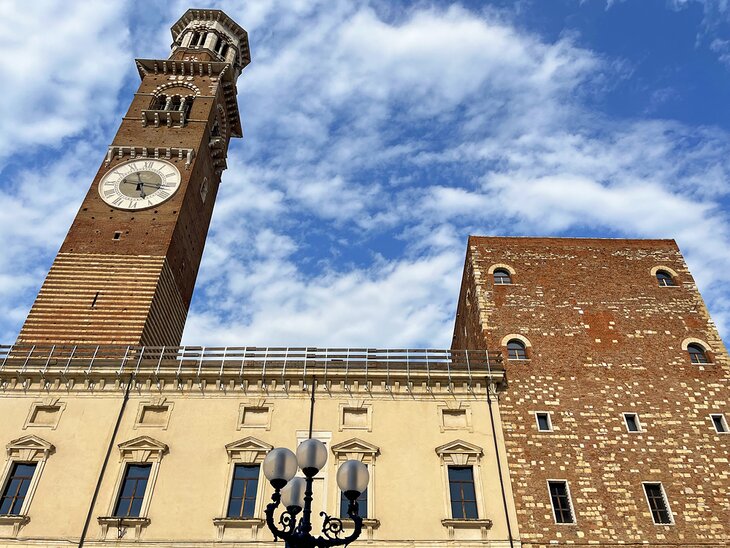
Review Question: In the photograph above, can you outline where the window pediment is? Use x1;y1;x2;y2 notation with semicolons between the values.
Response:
6;435;55;462
118;436;168;463
435;439;483;465
331;438;380;463
225;436;272;464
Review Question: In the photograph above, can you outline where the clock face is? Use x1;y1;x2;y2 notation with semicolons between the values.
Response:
98;159;181;210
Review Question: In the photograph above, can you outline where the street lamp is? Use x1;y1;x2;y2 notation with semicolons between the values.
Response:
263;439;370;547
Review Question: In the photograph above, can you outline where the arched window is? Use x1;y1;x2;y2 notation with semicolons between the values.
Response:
687;343;710;364
507;339;527;360
493;269;512;285
189;31;205;47
150;94;167;110
656;270;676;287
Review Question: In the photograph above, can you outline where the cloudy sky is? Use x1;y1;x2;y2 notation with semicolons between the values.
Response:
1;0;729;348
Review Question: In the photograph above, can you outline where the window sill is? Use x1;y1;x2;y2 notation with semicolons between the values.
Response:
97;516;150;540
213;517;265;541
339;518;380;540
441;518;492;540
0;514;30;537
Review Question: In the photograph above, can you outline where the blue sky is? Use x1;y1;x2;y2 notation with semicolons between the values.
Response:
0;0;728;348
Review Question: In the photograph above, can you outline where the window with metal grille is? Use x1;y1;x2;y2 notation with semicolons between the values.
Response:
687;343;710;364
227;464;260;518
340;487;367;519
493;269;512;285
536;412;552;432
448;466;478;519
114;464;151;518
656;271;676;287
711;414;728;433
548;480;575;524
507;340;527;360
0;462;37;515
643;483;672;524
624;413;641;432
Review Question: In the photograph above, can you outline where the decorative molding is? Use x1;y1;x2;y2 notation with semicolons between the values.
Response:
117;436;168;463
104;146;195;169
225;436;272;464
331;438;380;464
487;263;516;275
500;333;532;348
681;337;711;351
435;439;483;466
0;514;30;537
212;517;265;541
441;518;493;540
23;399;66;430
97;516;150;541
6;435;55;461
650;265;679;278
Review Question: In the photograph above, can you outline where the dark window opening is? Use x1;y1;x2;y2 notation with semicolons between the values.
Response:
644;483;672;524
150;94;167;110
113;231;122;240
91;292;100;309
507;339;528;360
340;487;367;519
536;412;551;431
625;413;640;432
0;462;37;515
548;480;574;524
712;414;728;433
227;464;259;518
211;121;221;137
448;466;478;519
493;268;512;285
687;343;710;364
656;270;676;287
190;31;204;47
114;464;151;518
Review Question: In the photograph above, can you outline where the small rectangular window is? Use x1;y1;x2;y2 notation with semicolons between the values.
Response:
535;412;552;432
624;413;641;432
711;414;728;433
643;483;672;524
448;466;478;519
227;464;260;518
114;464;151;518
113;231;122;240
340;487;368;519
548;480;575;524
0;462;37;515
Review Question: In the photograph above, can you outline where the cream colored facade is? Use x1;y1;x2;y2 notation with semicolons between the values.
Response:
0;347;520;547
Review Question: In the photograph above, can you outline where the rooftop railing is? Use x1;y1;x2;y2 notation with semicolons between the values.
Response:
0;345;504;386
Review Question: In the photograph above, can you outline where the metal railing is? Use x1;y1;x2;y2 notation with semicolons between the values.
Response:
0;345;503;385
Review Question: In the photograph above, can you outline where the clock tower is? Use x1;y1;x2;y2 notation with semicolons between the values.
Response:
17;9;250;347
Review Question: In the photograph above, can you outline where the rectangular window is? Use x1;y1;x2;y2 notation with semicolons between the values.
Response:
536;412;552;432
114;464;151;518
643;483;672;524
448;466;478;519
0;462;37;515
340;487;368;519
227;464;260;519
548;480;575;524
624;413;641;432
711;414;728;433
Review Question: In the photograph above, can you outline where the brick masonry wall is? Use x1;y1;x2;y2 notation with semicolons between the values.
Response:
453;236;730;547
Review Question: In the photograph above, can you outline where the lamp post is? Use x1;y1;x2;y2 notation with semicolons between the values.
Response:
263;438;369;548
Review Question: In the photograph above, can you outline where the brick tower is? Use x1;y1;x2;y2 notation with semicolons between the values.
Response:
16;9;250;347
453;237;730;546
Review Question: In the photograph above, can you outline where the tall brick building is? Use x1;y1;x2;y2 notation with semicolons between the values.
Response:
453;237;730;546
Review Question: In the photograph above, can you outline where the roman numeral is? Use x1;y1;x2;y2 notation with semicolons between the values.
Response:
165;172;176;178
103;189;116;198
112;197;124;206
143;161;154;170
103;180;114;187
157;190;170;199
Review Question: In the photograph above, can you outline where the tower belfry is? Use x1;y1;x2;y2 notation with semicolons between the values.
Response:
17;9;250;347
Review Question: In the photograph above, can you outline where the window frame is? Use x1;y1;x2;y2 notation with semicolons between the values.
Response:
331;438;379;528
226;463;261;519
655;270;676;287
535;412;553;432
493;269;512;285
447;465;479;519
506;339;528;361
710;414;729;434
642;482;674;525
623;412;642;433
113;463;152;518
547;479;576;525
687;343;710;364
0;435;55;535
